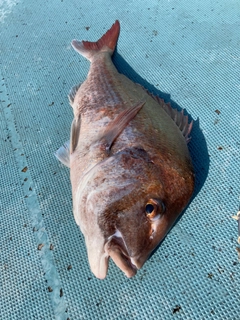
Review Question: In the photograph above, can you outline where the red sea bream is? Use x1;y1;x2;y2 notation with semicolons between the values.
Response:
56;20;195;279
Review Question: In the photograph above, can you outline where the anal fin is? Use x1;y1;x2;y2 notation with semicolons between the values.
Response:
68;83;81;106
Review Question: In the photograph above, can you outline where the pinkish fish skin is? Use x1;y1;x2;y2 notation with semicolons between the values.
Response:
56;20;194;279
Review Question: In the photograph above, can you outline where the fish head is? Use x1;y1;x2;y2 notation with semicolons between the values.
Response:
75;147;194;279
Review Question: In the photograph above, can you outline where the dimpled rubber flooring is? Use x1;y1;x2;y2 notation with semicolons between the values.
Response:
0;0;239;319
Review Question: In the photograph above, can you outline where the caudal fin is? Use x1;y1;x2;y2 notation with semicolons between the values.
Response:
71;20;120;61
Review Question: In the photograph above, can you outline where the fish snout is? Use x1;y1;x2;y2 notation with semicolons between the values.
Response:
106;234;138;278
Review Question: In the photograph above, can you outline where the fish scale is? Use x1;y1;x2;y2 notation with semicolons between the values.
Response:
56;20;194;279
83;58;122;108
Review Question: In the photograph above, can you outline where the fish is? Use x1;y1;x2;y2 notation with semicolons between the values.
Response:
55;20;195;279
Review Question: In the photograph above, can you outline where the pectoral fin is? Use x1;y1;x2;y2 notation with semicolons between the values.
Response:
70;116;81;153
98;100;145;152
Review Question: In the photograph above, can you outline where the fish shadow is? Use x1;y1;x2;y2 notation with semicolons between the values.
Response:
113;51;209;251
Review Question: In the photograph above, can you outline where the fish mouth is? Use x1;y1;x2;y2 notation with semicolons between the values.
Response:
105;231;138;278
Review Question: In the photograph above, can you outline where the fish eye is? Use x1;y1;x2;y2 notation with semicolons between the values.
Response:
145;199;165;219
145;204;154;214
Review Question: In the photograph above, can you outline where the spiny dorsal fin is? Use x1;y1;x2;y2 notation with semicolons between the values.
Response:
153;95;193;143
138;84;193;143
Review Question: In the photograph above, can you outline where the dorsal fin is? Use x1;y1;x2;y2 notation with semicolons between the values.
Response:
138;84;193;143
154;95;193;143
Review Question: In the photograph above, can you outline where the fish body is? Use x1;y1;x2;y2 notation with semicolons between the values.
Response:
56;21;194;279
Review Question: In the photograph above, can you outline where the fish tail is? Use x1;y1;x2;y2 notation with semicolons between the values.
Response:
71;20;120;61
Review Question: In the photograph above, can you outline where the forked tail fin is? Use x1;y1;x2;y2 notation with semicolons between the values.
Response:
71;20;120;61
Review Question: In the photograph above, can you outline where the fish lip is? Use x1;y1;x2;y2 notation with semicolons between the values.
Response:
106;232;138;277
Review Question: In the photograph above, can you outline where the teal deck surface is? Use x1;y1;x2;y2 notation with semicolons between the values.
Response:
0;0;239;319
